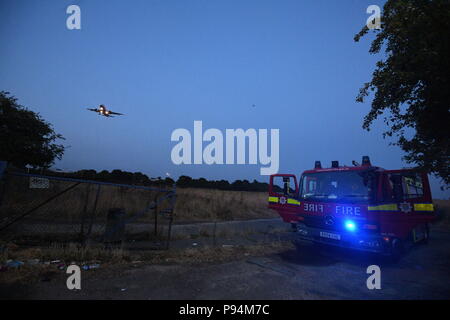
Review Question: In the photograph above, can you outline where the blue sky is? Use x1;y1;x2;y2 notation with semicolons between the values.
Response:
1;0;448;198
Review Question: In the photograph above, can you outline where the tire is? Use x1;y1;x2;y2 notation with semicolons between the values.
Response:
413;224;430;245
293;239;321;251
419;224;430;244
312;241;327;249
292;239;303;251
390;238;404;261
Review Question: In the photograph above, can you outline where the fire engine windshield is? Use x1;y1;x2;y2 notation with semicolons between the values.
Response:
300;170;374;203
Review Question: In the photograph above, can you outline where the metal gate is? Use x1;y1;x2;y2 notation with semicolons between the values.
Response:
0;165;176;249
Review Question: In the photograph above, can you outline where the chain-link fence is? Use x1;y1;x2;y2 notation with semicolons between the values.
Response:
0;170;176;249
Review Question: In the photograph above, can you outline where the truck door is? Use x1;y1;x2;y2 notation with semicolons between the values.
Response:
381;170;433;211
378;169;434;239
268;174;300;207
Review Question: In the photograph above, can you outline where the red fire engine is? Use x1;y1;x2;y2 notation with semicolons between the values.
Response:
268;156;436;256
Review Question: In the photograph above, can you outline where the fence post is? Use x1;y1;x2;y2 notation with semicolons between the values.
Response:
213;221;217;247
79;184;91;244
153;192;159;237
165;189;176;250
86;184;101;242
166;214;173;250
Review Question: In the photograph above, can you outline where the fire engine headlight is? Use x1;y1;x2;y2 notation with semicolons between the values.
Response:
344;220;356;232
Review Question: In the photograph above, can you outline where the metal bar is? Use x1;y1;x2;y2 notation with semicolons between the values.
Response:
124;191;173;224
166;190;176;250
86;184;101;238
213;221;217;247
79;184;91;242
10;172;171;192
166;216;173;250
154;193;159;236
0;182;81;232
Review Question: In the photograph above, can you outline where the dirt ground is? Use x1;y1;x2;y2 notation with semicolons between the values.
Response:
2;226;450;300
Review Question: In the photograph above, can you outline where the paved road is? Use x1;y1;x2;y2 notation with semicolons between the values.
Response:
4;229;450;299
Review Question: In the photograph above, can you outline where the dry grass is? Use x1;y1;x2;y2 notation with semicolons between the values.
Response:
174;188;277;222
0;241;293;285
0;242;131;285
136;241;293;265
0;242;130;265
0;263;59;285
1;240;291;267
0;175;276;223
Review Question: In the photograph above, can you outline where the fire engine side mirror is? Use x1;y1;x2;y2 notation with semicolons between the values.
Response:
270;174;298;197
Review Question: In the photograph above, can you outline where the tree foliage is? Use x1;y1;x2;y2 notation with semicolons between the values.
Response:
0;91;65;168
354;0;450;185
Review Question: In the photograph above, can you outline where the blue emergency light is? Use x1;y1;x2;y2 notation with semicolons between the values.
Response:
344;220;357;232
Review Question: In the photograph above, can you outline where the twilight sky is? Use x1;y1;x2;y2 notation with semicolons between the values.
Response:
1;0;448;198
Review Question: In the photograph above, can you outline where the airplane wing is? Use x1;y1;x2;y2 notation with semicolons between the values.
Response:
108;111;124;115
87;108;98;112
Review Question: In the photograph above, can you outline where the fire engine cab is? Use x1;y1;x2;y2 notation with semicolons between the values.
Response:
268;156;436;256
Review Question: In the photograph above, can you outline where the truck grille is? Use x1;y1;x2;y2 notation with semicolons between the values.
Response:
303;215;344;232
300;215;376;233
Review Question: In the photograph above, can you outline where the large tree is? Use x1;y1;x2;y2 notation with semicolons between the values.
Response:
0;91;65;168
354;0;450;185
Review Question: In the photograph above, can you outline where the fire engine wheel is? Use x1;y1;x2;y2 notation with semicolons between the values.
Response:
390;238;404;260
420;224;430;244
411;224;430;245
292;240;303;252
312;242;327;249
292;240;325;251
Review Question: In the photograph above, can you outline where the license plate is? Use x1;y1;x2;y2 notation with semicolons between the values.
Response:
320;231;341;240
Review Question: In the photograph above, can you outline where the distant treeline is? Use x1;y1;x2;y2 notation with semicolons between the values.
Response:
21;168;273;192
176;175;271;192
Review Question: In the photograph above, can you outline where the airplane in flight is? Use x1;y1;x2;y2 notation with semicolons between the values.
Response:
87;104;124;117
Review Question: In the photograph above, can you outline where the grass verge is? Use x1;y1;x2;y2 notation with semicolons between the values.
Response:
0;241;293;285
